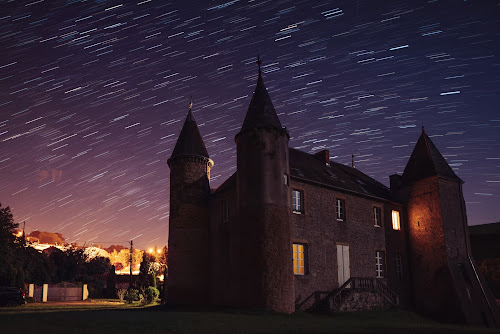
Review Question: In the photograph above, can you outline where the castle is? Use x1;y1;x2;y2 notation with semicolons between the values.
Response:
166;60;500;327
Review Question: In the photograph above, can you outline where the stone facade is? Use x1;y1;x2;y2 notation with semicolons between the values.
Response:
166;68;500;327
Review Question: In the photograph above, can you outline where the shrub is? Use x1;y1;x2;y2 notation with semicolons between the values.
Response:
117;288;127;302
124;288;141;304
144;286;159;304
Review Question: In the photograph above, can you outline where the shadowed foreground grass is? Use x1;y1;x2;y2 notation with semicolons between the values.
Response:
0;302;498;334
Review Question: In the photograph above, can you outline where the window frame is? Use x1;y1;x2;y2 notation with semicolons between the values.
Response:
376;250;386;278
336;198;346;221
292;189;304;214
293;243;307;275
373;206;382;227
395;252;403;279
392;210;401;230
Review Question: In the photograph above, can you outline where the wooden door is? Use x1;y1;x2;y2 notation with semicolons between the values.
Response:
337;244;350;286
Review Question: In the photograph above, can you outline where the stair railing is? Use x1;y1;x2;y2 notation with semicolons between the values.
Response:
468;255;498;327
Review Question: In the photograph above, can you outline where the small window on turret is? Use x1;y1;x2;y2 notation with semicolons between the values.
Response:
284;173;289;186
392;210;400;230
222;199;229;223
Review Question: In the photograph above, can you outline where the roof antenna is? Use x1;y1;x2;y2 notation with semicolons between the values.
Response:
256;54;262;76
351;154;355;168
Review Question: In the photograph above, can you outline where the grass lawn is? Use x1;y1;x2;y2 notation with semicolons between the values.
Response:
0;302;498;334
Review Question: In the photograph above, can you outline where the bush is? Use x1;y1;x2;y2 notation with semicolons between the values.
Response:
117;288;127;302
144;286;159;304
124;288;142;304
88;280;105;298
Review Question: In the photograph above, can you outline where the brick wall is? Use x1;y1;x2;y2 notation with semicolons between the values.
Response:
290;179;388;306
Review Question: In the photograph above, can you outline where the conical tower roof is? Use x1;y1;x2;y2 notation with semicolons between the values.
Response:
401;127;462;185
168;105;209;164
238;57;283;135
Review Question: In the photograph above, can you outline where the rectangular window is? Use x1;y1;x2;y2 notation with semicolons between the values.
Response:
395;253;403;279
336;198;345;221
222;199;229;223
392;210;400;230
284;173;289;186
373;207;381;227
376;251;385;278
293;243;306;275
292;190;303;213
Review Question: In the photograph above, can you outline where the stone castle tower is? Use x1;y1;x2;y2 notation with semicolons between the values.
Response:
394;128;500;326
166;105;213;305
233;59;294;312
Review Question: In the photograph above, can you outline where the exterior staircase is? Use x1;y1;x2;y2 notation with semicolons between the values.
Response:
296;277;399;312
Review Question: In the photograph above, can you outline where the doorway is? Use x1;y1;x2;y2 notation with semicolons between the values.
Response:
337;244;350;287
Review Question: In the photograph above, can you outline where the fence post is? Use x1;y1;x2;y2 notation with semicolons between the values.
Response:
82;284;89;300
42;284;48;302
28;284;34;298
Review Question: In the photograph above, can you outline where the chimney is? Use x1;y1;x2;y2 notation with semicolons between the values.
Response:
315;150;330;166
390;174;402;193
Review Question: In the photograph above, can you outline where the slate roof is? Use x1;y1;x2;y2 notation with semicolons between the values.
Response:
169;109;209;162
289;148;392;201
238;71;283;135
401;129;462;185
212;172;236;194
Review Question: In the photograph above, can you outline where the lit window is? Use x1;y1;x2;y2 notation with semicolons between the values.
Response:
392;210;400;230
395;253;403;279
373;207;381;227
292;190;303;213
336;198;345;221
376;251;385;278
222;199;229;223
293;243;306;275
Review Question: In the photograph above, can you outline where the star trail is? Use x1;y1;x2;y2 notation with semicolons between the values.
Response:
1;0;499;250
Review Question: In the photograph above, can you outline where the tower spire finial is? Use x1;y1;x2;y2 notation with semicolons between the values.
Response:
257;54;262;76
421;123;425;134
189;97;193;112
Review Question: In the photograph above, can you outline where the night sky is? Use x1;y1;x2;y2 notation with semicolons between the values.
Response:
1;0;499;250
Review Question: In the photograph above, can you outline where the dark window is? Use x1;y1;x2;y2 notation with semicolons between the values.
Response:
395;253;403;279
292;190;303;213
373;207;381;227
336;198;345;221
376;251;386;278
222;199;229;222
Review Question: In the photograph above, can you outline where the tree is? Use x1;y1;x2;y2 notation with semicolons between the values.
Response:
85;256;111;276
0;204;17;243
138;252;157;290
106;265;117;298
0;204;19;286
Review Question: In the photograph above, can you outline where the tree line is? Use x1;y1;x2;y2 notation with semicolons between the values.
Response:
0;203;167;303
